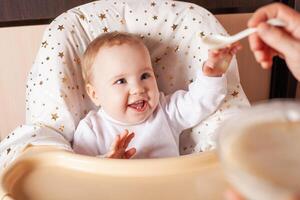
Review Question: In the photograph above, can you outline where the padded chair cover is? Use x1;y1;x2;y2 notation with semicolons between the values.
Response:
0;0;249;170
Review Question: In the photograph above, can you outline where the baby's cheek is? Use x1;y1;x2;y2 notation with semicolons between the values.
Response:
151;91;160;109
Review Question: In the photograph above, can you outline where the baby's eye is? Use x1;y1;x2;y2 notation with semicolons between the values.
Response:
115;78;127;84
141;72;151;80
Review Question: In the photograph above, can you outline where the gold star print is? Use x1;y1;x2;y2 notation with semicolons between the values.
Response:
74;57;81;64
103;27;108;32
62;76;67;83
189;6;194;9
171;3;176;7
174;45;179;52
99;13;106;20
7;148;11;154
199;31;205;37
79;14;86;20
171;24;178;31
231;90;239;97
59;125;64;132
153;15;158;20
120;19;125;24
58;52;64;58
41;41;48;48
184;26;188;30
151;1;156;6
57;25;64;31
71;30;75;34
51;113;59;121
155;57;161;63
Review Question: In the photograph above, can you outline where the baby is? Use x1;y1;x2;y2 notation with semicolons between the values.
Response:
73;32;240;159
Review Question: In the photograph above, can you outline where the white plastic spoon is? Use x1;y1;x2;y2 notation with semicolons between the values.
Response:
201;18;286;50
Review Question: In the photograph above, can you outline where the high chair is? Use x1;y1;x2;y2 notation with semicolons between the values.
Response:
0;0;250;199
1;147;227;200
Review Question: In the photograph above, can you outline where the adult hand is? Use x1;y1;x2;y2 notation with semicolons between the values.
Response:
248;3;300;81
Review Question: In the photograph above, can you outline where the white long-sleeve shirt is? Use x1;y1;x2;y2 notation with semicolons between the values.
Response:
73;71;227;158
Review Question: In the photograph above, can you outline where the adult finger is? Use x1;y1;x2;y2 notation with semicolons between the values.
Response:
256;23;299;56
248;33;276;69
248;3;300;33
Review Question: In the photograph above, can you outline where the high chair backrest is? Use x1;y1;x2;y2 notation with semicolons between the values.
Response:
0;0;249;169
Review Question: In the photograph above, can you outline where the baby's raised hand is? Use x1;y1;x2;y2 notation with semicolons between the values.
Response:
105;129;136;159
203;42;242;77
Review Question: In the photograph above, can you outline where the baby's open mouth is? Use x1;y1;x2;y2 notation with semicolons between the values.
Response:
128;100;148;112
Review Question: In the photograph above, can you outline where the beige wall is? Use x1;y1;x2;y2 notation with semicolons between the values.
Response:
0;25;46;139
0;14;275;139
216;13;271;103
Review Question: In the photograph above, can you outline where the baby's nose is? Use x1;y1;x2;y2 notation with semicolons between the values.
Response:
130;83;145;95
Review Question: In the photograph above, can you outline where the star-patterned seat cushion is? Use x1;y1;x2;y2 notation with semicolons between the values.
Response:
0;0;249;170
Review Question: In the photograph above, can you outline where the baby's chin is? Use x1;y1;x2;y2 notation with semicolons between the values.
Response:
122;110;153;125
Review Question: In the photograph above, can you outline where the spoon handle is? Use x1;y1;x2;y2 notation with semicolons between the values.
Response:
228;28;257;43
227;18;286;43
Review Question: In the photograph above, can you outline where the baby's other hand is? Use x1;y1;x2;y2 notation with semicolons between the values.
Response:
203;42;242;77
106;129;136;159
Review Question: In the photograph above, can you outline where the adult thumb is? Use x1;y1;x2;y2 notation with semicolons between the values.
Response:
257;23;298;56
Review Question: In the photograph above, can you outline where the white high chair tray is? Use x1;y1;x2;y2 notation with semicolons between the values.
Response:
0;147;227;200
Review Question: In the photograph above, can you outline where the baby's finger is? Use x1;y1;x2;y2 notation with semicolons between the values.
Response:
229;44;242;55
231;42;242;50
208;49;220;58
123;132;135;149
118;129;129;149
124;148;136;159
203;65;224;77
106;150;117;158
110;135;120;151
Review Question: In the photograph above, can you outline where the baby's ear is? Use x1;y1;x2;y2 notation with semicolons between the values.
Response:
86;83;101;106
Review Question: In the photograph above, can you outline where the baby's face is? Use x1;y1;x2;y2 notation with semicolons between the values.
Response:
88;42;159;124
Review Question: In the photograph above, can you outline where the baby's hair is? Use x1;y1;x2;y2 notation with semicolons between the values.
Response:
81;32;145;85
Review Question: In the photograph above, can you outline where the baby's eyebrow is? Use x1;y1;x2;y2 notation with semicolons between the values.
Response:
140;66;153;72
